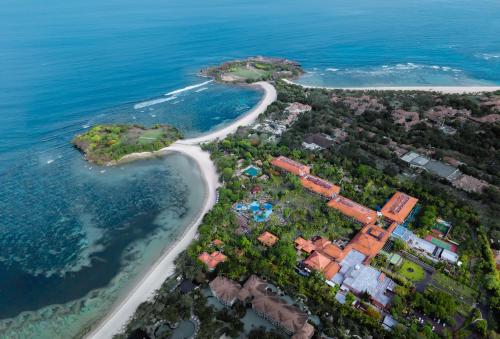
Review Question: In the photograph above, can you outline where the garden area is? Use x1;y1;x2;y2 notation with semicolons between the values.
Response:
398;260;426;282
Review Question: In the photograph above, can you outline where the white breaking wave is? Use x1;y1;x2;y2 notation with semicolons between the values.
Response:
326;68;339;72
165;80;213;96
476;53;500;61
195;87;208;93
134;96;177;110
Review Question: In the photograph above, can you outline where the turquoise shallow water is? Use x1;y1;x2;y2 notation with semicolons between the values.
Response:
0;0;499;337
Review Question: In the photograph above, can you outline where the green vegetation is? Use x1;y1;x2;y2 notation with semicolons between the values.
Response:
431;272;478;304
72;124;182;165
118;75;500;338
398;260;425;282
201;57;303;83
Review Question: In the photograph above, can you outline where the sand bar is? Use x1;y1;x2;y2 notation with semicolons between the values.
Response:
86;81;276;338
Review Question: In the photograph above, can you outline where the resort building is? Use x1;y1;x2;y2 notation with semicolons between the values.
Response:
400;151;461;182
212;239;223;247
258;231;279;247
381;191;418;224
327;195;377;225
302;133;335;150
392;225;460;264
294;237;315;254
239;275;315;339
331;249;396;309
271;156;310;177
341;265;395;308
303;251;340;280
209;276;242;307
345;222;398;262
198;251;227;271
313;237;344;260
300;175;340;199
209;275;315;339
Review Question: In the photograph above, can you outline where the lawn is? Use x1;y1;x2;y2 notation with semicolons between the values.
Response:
138;129;164;144
228;67;271;80
398;260;425;282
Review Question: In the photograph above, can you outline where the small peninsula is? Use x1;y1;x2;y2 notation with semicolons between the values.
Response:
200;56;303;83
73;124;182;165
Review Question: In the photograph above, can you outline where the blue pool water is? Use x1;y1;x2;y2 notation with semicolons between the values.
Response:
1;0;499;336
243;166;260;177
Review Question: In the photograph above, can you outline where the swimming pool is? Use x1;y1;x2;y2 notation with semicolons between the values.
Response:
243;166;260;177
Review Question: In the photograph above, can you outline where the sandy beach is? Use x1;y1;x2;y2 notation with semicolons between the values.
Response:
86;81;276;338
178;81;277;145
283;79;500;94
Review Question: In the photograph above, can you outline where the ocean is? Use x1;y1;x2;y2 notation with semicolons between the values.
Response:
0;0;499;337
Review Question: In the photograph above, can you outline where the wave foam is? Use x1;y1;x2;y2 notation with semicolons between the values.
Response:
165;80;213;96
134;96;176;110
476;53;500;61
319;63;465;76
195;87;208;92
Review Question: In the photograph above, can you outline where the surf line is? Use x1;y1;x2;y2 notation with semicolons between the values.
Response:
164;80;213;96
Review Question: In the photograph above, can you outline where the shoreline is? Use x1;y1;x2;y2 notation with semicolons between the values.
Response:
116;81;277;165
86;144;218;339
283;79;500;94
86;81;277;338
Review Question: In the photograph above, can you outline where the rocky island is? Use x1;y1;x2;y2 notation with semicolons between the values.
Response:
73;124;182;165
200;56;303;83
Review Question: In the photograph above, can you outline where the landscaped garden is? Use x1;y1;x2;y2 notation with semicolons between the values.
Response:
398;260;425;282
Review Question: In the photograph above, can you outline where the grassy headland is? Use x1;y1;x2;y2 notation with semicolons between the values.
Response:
73;124;182;165
200;56;303;83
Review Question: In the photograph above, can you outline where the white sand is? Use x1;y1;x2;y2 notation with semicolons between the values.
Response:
86;81;276;339
283;79;500;94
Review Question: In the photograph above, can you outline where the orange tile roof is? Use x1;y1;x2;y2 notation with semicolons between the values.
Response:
304;251;333;272
344;223;398;261
381;191;418;224
323;261;340;280
300;175;340;198
198;251;227;269
258;231;279;247
327;196;377;225
304;251;340;280
312;237;331;248
212;239;223;246
271;156;310;177
295;237;316;253
322;243;345;260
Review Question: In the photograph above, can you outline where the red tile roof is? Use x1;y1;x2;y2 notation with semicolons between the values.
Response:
381;191;418;224
271;156;310;177
198;251;227;269
327;196;378;225
304;251;333;272
300;175;340;198
258;231;279;247
295;237;315;253
212;239;223;246
324;261;340;280
312;237;331;248
322;243;345;260
344;222;398;261
304;251;340;280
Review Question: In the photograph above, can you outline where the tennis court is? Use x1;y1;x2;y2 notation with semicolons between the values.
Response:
425;235;457;252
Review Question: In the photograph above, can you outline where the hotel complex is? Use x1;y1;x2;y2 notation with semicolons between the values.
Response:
273;156;419;309
210;275;315;339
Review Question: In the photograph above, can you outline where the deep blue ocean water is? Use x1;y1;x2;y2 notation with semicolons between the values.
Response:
0;0;499;337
